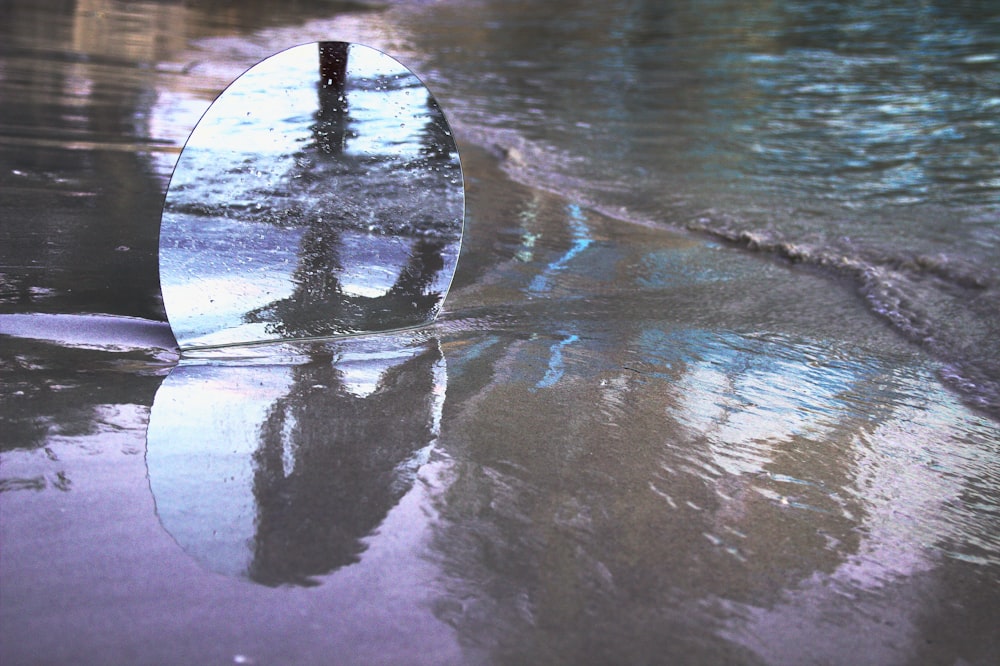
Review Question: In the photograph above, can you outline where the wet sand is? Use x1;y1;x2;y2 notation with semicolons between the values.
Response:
4;140;998;664
2;2;999;665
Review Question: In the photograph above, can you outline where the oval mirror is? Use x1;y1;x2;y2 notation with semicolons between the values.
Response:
159;42;464;349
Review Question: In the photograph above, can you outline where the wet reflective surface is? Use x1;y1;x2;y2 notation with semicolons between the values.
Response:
2;1;999;665
160;42;462;348
147;335;445;585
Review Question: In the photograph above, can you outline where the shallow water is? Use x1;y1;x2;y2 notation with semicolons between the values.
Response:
2;1;999;665
410;0;1000;416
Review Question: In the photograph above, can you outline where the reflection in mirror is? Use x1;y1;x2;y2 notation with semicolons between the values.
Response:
159;42;464;349
145;335;446;586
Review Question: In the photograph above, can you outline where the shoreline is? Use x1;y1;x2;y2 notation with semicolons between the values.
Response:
2;3;999;664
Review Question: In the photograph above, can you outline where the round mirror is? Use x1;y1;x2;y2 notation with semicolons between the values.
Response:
159;42;464;349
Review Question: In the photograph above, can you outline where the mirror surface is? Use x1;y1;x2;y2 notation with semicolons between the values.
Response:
159;42;464;349
146;334;445;585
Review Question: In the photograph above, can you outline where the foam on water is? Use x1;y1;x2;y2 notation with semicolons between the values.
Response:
401;0;1000;418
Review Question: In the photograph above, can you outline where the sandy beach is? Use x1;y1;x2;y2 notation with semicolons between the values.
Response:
2;1;999;664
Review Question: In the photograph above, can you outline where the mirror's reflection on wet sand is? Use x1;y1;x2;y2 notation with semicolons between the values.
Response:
159;42;463;349
146;334;444;586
